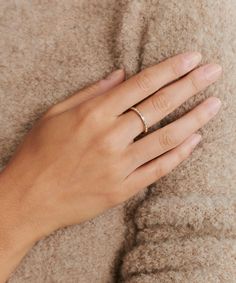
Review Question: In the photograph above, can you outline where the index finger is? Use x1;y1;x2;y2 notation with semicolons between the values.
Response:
102;51;202;116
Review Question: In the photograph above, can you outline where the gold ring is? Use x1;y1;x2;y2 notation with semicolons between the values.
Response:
130;106;148;133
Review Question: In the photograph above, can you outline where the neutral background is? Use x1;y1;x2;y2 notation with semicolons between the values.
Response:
0;0;235;282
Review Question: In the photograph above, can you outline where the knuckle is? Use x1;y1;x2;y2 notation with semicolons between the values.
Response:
81;103;103;123
155;164;165;179
96;134;118;154
169;58;182;77
74;104;104;134
151;92;171;114
130;147;142;165
159;130;177;150
135;70;153;92
188;74;199;92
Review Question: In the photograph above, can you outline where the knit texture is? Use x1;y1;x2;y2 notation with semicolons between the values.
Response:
0;0;235;282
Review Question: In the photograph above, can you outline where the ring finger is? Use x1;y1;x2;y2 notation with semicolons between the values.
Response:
118;63;222;143
124;96;221;172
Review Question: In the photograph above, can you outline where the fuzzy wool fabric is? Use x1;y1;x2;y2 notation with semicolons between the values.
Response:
0;0;235;283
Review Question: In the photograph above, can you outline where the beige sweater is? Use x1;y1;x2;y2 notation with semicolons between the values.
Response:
0;0;235;282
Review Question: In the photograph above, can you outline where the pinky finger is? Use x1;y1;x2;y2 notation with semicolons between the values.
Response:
123;133;202;198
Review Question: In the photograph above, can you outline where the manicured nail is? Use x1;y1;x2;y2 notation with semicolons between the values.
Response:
203;64;222;81
207;97;222;115
106;69;124;80
182;51;202;69
189;133;202;147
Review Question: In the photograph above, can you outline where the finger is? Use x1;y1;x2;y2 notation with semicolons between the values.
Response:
44;69;125;118
118;63;222;140
125;96;221;171
101;51;202;116
122;133;201;199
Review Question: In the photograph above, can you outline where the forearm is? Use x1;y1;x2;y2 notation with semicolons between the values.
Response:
0;236;33;283
0;171;38;283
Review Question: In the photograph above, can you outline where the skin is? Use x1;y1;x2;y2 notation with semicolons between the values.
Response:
0;51;222;282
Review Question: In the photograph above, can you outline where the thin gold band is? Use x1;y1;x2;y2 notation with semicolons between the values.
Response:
130;106;148;133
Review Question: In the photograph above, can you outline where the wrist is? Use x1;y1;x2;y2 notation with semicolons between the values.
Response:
0;169;41;244
0;169;42;282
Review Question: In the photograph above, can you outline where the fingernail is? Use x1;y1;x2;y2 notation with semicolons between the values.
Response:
203;64;222;81
207;97;222;115
106;69;124;80
189;133;202;147
182;51;202;69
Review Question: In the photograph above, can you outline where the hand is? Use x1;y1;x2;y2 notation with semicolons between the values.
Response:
0;52;222;280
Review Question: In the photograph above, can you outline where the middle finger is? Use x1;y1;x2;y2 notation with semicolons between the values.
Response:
117;63;222;142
